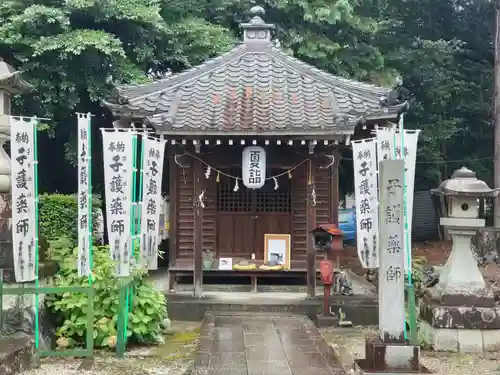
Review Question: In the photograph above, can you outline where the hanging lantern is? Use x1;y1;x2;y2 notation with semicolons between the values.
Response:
242;146;266;189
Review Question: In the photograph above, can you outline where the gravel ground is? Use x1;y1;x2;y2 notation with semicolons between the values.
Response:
20;321;201;375
18;323;500;374
20;356;193;375
321;326;500;375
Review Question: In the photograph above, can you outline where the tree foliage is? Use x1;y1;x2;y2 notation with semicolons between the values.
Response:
0;0;496;191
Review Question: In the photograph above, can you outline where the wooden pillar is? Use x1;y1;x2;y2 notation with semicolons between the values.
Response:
168;150;178;290
193;158;203;297
306;159;317;298
331;148;341;225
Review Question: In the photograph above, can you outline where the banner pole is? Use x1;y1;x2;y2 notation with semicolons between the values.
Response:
87;114;93;286
33;119;40;351
123;131;138;343
137;135;145;263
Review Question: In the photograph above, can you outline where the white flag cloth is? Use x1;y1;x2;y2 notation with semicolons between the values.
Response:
11;117;37;282
77;113;92;276
102;130;135;276
376;128;420;271
139;137;165;270
352;138;379;268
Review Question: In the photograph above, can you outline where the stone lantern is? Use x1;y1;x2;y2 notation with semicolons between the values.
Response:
420;167;500;352
0;58;33;279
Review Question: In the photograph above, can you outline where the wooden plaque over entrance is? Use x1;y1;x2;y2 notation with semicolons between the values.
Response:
264;234;291;270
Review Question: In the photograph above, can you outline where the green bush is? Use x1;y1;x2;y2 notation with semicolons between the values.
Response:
39;194;101;245
45;238;167;348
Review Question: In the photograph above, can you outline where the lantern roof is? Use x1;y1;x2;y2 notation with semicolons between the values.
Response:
431;167;499;197
103;7;406;136
0;59;33;94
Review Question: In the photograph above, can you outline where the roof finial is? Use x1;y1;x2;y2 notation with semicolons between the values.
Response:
240;5;274;43
249;5;265;18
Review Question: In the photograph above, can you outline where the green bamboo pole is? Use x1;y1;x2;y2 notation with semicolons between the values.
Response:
137;134;145;262
33;118;40;351
123;131;138;344
87;114;93;286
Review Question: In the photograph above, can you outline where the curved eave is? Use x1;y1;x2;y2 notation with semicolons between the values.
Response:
101;99;159;119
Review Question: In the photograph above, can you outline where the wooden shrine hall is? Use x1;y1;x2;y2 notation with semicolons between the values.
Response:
103;6;406;297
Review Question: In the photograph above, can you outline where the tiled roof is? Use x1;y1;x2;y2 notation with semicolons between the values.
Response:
103;12;404;136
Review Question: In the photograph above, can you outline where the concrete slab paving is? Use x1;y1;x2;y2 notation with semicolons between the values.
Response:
192;312;346;375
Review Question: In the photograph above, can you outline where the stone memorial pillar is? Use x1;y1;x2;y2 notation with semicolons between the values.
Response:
356;160;425;374
420;167;500;352
0;59;33;281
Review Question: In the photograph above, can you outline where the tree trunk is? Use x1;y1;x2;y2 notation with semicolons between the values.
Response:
493;0;500;227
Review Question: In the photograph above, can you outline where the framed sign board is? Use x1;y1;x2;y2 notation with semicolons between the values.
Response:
218;257;233;270
264;234;291;270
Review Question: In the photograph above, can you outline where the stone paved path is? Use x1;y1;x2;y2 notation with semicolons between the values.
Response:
192;312;346;375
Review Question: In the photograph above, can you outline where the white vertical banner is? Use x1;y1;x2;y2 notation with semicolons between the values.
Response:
11;117;37;282
352;138;379;268
102;130;135;276
139;137;165;270
77;113;92;276
376;128;421;271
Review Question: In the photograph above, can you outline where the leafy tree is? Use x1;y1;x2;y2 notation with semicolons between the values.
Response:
0;0;235;192
375;0;494;188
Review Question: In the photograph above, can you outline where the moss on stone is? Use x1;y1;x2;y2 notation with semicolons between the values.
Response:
152;329;200;360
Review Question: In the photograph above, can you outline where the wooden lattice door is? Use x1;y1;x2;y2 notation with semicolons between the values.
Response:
216;168;291;259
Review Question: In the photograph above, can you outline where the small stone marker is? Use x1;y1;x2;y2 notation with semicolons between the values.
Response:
378;159;405;342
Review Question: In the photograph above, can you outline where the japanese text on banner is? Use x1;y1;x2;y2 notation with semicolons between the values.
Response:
77;114;92;276
102;131;135;276
11;117;37;282
376;129;420;271
352;139;378;269
140;137;165;270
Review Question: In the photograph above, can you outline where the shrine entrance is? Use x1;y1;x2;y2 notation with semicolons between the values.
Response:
216;168;291;259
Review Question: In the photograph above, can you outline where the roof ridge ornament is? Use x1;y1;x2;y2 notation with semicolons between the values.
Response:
240;6;275;43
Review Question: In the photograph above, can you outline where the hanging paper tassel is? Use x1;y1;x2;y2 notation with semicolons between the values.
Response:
233;178;239;192
205;166;211;179
311;186;317;206
273;176;279;190
216;172;220;183
288;170;292;179
198;191;205;208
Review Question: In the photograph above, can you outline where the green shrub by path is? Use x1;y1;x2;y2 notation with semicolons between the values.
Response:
39;194;101;245
45;238;167;349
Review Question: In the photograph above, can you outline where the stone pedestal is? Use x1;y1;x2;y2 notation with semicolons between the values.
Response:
429;222;493;306
420;220;500;352
419;295;500;352
355;338;431;374
315;313;338;328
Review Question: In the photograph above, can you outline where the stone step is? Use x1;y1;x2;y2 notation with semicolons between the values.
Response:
166;291;378;325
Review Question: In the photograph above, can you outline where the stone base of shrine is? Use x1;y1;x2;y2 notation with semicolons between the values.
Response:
419;295;500;352
0;333;38;375
354;338;430;374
